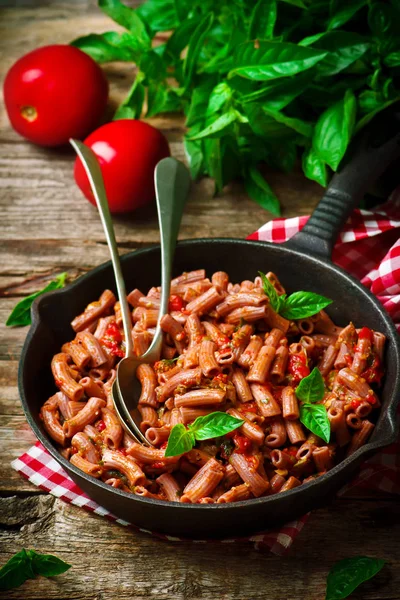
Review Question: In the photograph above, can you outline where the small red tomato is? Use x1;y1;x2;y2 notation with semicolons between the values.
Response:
74;119;170;213
3;45;108;147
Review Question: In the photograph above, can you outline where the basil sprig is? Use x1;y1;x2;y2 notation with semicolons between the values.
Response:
165;412;244;457
259;271;332;320
71;0;400;214
0;549;71;592
295;367;330;443
6;272;68;328
326;556;385;600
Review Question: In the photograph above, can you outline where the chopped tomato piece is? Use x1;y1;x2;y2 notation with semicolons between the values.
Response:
169;295;185;312
351;399;362;410
213;373;228;384
100;322;124;358
288;353;310;385
238;401;258;414
358;327;373;342
233;434;252;454
152;461;166;470
96;420;106;432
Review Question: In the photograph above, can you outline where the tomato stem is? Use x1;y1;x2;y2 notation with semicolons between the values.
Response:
20;105;37;122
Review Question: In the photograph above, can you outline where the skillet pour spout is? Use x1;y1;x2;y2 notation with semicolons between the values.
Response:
18;106;400;538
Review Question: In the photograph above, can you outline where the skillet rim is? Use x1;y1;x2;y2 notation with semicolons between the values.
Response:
18;237;400;513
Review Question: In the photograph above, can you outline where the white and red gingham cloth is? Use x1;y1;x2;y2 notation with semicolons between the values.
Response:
12;194;400;555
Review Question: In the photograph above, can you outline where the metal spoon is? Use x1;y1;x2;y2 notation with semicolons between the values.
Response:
70;139;190;444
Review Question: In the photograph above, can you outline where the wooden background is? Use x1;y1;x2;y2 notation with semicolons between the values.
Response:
0;2;399;599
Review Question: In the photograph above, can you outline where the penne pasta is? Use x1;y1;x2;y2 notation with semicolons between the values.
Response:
41;269;386;504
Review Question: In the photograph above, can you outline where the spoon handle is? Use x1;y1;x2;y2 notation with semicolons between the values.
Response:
70;139;133;357
156;157;191;318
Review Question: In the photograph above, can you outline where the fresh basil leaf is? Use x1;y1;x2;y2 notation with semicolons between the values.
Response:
327;0;367;30
146;84;182;117
384;52;400;68
299;32;326;47
368;2;392;38
311;31;370;76
203;138;223;193
312;89;356;171
183;13;214;88
258;271;282;313
189;412;243;440
136;0;179;34
300;403;330;443
184;137;205;180
166;19;198;60
358;90;384;115
70;32;137;63
241;70;314;109
140;49;166;81
244;103;297;141
173;0;186;23
280;291;332;319
6;273;68;328
0;549;35;591
206;82;233;117
244;166;281;215
302;77;364;108
187;109;237;140
354;96;400;134
326;556;385;600
296;367;325;403
263;108;313;138
302;147;328;186
29;551;71;577
114;72;145;120
164;423;195;457
249;0;277;41
99;0;150;49
229;41;327;81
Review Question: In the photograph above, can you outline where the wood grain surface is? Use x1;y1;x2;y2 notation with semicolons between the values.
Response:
0;2;398;600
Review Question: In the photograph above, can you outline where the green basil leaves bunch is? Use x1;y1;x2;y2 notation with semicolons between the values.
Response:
72;0;400;214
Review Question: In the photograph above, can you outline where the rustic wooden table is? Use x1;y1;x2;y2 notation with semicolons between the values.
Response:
0;2;399;599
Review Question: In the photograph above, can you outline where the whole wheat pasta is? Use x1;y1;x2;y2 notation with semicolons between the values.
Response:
246;345;276;383
237;335;263;369
231;367;253;402
41;270;386;504
71;290;116;332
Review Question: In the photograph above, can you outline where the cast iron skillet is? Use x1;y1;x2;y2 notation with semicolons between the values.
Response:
19;108;400;539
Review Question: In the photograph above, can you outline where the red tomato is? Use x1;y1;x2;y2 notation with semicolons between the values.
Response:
3;45;108;147
74;119;170;213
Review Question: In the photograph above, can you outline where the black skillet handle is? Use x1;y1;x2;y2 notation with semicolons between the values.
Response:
285;105;400;259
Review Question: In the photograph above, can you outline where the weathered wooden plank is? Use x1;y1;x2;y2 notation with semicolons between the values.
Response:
0;495;398;600
0;162;320;242
0;416;39;492
0;361;19;414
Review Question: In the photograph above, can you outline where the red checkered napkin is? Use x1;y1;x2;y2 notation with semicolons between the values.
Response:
12;194;400;555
